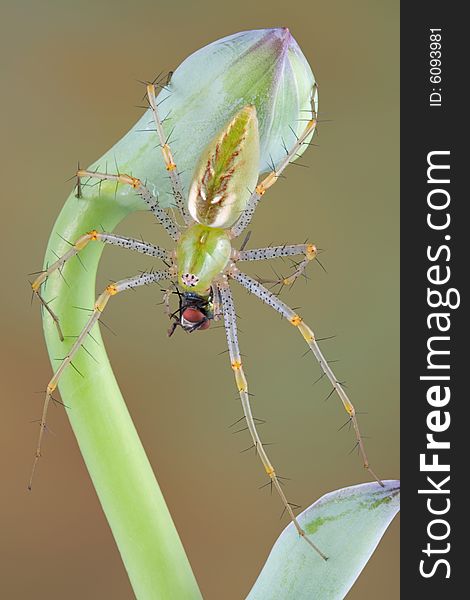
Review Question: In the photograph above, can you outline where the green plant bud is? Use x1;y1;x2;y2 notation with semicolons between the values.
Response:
85;28;317;210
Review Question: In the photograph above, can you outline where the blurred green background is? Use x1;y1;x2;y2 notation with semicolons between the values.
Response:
0;0;399;598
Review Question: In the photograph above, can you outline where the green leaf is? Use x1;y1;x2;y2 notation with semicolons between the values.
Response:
247;480;400;600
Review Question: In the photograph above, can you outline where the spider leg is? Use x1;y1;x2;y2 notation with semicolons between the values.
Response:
146;84;192;225
32;230;171;341
236;243;317;286
77;169;180;240
29;269;170;490
230;88;318;238
211;283;223;321
162;285;174;317
217;281;327;560
231;269;383;487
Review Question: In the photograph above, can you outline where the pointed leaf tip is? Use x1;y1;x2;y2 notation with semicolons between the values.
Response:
247;480;400;600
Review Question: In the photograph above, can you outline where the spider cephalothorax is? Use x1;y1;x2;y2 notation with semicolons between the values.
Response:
167;289;213;336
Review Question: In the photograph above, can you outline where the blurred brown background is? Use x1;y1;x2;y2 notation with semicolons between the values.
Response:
0;1;399;598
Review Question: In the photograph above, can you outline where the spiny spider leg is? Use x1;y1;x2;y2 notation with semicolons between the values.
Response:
235;243;318;286
230;269;384;487
211;283;223;320
217;281;328;560
31;230;170;341
162;285;174;317
76;169;180;240
146;83;192;225
230;91;318;238
29;269;170;490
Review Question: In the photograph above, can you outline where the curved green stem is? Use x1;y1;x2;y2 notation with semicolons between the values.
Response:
41;189;202;599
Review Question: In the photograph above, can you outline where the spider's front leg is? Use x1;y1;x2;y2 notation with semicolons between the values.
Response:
31;231;170;341
231;269;384;487
235;243;318;288
76;169;181;241
146;84;192;226
29;269;170;490
230;87;318;239
77;84;194;234
217;280;327;560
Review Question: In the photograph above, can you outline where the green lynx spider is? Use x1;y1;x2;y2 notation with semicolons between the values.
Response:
30;83;382;558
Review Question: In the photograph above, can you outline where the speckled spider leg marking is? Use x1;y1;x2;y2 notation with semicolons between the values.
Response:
146;83;192;226
236;243;317;286
29;269;170;490
217;281;328;560
231;270;384;488
230;93;318;239
31;230;170;341
76;170;180;241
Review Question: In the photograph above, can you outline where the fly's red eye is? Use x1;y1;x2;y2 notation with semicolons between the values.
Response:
181;307;211;330
182;308;205;323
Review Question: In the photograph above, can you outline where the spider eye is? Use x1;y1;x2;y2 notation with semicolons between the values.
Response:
181;273;200;287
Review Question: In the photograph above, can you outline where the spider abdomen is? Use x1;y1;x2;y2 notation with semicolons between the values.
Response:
187;105;260;229
176;224;231;293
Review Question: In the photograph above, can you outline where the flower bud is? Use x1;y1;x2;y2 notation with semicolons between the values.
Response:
90;28;317;209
